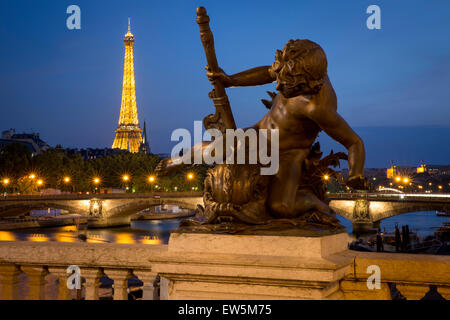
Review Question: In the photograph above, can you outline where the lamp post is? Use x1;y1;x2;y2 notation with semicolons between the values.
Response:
122;174;130;192
187;172;194;192
36;179;44;194
2;178;10;196
93;177;101;194
148;175;156;192
63;176;74;193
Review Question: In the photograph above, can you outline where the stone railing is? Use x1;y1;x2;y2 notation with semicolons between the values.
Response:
0;241;169;300
0;240;449;300
340;251;450;300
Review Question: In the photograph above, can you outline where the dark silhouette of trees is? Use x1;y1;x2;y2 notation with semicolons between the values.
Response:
0;146;207;193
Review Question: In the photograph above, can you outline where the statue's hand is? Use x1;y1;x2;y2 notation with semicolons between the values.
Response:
205;66;233;87
346;175;369;191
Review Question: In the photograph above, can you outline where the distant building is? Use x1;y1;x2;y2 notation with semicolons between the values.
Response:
0;128;50;155
417;164;427;174
426;165;450;176
386;165;396;179
156;153;170;159
139;121;151;155
65;147;128;160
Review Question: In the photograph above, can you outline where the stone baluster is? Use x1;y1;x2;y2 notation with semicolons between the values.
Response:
160;276;170;300
133;270;158;300
396;284;430;300
48;267;73;300
81;268;103;300
21;266;48;300
105;269;132;300
437;286;450;300
0;265;21;300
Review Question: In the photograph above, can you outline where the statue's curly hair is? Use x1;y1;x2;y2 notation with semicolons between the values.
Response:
270;39;328;95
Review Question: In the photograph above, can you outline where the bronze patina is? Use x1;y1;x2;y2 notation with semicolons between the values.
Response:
156;7;368;234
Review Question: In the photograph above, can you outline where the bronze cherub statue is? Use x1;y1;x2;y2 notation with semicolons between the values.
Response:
156;7;368;233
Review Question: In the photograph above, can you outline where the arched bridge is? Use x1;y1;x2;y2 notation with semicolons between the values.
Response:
329;193;450;232
2;192;448;230
0;192;203;228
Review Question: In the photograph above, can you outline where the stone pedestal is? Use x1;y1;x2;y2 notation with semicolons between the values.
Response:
151;231;353;300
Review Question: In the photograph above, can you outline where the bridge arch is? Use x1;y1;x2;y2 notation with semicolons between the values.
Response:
330;199;449;223
369;202;448;222
106;198;200;218
0;201;89;218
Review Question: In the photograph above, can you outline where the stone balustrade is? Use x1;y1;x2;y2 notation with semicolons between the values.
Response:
0;239;449;300
339;251;450;300
0;241;166;300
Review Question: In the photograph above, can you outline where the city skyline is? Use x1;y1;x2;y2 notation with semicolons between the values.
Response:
1;0;450;168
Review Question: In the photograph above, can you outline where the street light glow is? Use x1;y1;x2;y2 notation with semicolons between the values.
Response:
403;177;409;183
93;177;101;184
395;176;401;182
2;178;10;185
148;175;156;183
187;173;194;180
323;175;330;181
64;177;71;183
36;179;44;186
122;174;130;182
29;174;36;180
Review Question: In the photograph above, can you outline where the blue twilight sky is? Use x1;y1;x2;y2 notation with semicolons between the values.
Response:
0;0;449;168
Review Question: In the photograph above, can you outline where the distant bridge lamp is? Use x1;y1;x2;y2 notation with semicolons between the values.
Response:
92;177;101;193
122;174;131;191
148;175;156;192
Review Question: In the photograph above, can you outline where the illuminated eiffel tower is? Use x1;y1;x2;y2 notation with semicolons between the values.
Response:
112;18;143;153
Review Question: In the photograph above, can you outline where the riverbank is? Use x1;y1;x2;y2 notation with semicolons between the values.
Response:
0;215;87;230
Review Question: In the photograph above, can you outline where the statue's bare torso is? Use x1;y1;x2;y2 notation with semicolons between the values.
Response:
256;76;336;152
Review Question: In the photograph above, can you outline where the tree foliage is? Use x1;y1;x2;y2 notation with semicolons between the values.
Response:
0;146;207;193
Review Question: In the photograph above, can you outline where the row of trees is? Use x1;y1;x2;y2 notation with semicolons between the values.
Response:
0;143;207;194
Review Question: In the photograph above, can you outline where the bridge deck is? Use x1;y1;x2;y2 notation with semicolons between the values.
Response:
328;193;450;203
0;192;203;202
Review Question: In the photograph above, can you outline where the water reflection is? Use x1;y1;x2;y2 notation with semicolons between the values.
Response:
338;210;449;237
0;211;447;245
0;218;185;245
140;235;162;245
0;231;16;242
27;234;49;242
115;233;136;244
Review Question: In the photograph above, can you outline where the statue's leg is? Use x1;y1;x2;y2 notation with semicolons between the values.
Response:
295;189;341;226
295;189;331;213
267;149;309;218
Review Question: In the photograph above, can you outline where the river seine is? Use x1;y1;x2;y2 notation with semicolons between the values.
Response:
0;211;448;245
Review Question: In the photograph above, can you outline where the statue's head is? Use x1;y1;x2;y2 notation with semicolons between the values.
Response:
271;39;328;97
